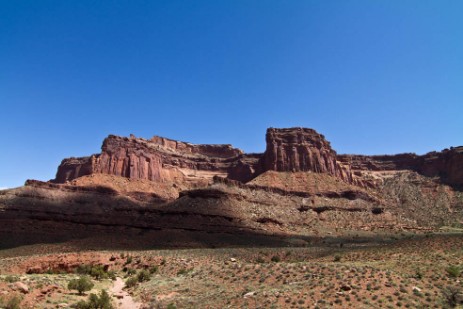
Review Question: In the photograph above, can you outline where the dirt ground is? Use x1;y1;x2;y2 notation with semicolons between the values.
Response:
0;233;463;308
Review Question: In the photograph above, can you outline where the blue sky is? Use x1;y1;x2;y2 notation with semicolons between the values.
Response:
1;1;462;188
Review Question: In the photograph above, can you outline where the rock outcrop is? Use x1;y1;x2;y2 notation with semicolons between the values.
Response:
337;153;420;172
54;156;98;183
258;128;356;184
338;146;463;188
54;134;252;185
418;147;463;187
3;127;463;249
53;127;463;189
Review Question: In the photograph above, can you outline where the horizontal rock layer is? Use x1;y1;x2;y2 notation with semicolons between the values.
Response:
258;128;356;184
338;146;463;187
54;135;256;184
53;128;463;188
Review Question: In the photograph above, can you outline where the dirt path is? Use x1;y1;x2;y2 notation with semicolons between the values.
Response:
110;277;142;309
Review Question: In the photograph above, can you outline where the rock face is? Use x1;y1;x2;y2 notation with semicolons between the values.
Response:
418;147;463;187
338;146;463;188
3;127;463;249
54;156;98;183
337;153;420;172
54;135;251;184
227;154;261;183
258;128;355;184
53;127;463;189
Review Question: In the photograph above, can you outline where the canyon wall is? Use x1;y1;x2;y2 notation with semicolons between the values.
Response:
53;128;463;189
54;134;254;184
54;156;98;183
258;128;355;184
338;146;463;187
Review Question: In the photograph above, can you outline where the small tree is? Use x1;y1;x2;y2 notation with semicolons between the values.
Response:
68;276;94;295
97;290;113;308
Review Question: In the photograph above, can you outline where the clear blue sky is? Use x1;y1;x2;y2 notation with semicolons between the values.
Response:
1;1;462;188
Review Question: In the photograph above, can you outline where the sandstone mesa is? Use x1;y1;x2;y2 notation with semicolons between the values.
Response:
54;127;463;189
0;127;462;248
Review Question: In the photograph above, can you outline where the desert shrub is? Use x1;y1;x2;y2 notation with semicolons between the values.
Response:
149;266;158;274
68;276;94;295
136;270;151;282
124;256;133;266
166;304;177;309
0;294;22;309
177;268;192;276
76;264;115;280
74;290;113;309
88;265;106;279
442;286;463;308
414;269;423;280
3;275;19;283
125;276;138;288
334;254;342;262
106;270;116;280
271;255;280;263
46;268;56;274
446;265;461;278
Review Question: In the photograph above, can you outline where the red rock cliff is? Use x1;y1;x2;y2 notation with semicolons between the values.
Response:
416;147;463;187
258;128;355;184
53;128;463;189
338;147;463;188
54;134;250;183
54;156;99;183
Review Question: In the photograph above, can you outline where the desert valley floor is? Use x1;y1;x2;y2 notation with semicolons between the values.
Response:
1;232;463;308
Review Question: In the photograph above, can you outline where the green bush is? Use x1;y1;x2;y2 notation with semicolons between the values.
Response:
446;265;461;278
149;266;158;274
442;285;463;308
124;256;133;266
76;264;116;280
3;276;19;283
177;268;192;276
68;276;94;295
74;289;113;309
125;276;138;288
136;270;151;282
166;304;177;309
414;269;423;280
271;255;281;263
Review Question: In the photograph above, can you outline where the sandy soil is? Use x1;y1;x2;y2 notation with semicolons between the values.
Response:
110;277;141;309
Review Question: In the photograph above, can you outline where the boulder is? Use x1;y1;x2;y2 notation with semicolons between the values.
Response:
14;282;29;294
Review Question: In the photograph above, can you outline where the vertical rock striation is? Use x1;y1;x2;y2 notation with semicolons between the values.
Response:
52;128;463;189
258;128;356;184
53;134;250;184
